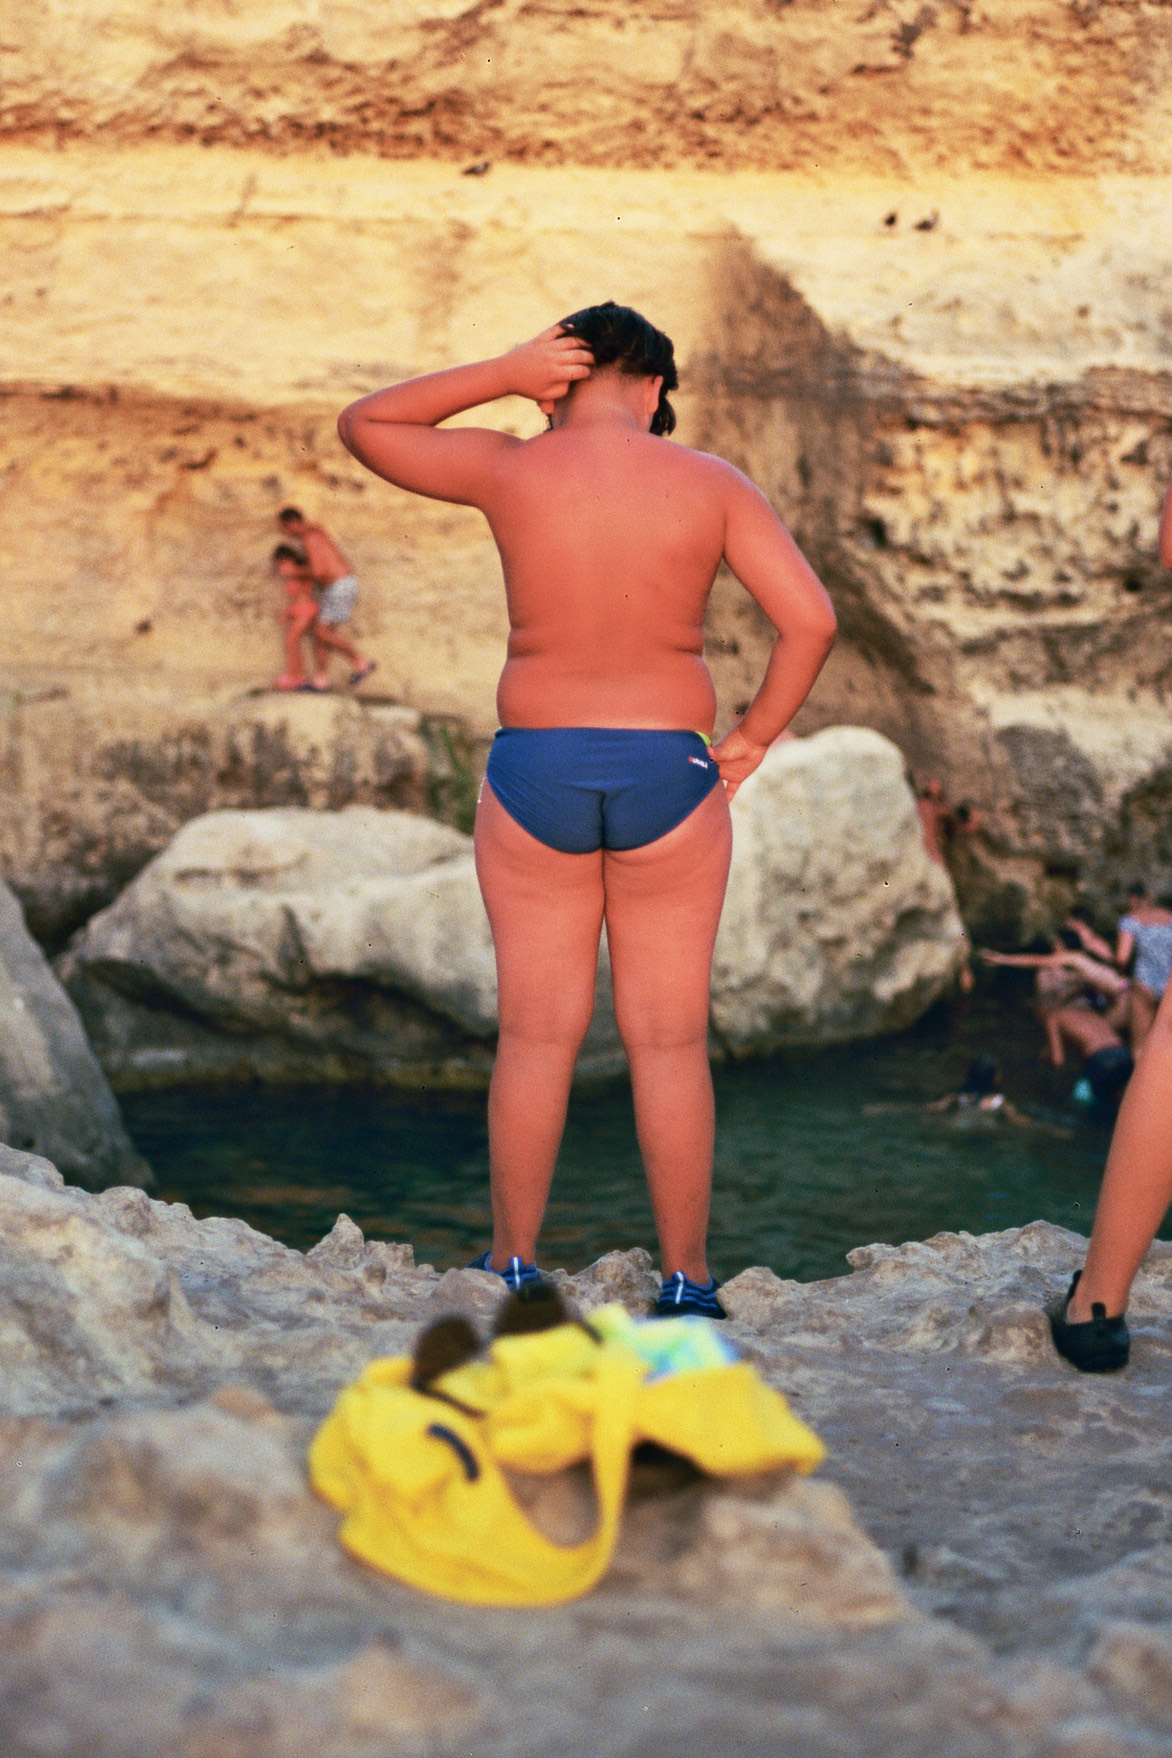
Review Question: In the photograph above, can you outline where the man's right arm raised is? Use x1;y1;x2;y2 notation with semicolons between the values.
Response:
336;328;593;508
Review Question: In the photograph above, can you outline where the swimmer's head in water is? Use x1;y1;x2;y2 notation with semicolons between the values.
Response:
960;1054;1001;1097
557;301;679;436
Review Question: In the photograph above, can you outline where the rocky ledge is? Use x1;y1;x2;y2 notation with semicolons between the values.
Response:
2;1141;1171;1756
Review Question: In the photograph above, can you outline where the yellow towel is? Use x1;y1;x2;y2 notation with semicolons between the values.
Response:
309;1303;824;1606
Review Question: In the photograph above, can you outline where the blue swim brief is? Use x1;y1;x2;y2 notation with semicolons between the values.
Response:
485;727;721;854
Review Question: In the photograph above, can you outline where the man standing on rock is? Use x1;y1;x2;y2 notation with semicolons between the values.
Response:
276;508;376;689
336;302;836;1317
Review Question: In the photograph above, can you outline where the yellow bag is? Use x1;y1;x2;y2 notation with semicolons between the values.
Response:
309;1304;824;1606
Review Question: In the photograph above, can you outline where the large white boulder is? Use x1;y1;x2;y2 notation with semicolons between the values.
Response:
711;727;968;1052
60;804;622;1084
62;731;964;1084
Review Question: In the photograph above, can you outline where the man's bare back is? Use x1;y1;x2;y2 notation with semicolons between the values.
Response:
278;509;351;586
337;323;833;787
334;305;835;1301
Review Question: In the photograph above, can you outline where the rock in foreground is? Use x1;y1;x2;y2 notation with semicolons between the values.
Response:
0;881;148;1188
60;727;966;1088
1;1144;1171;1756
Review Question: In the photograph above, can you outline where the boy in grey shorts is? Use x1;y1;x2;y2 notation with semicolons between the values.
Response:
277;507;375;688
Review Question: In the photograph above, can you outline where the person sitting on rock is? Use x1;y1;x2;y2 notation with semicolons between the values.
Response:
1047;973;1172;1371
1115;882;1172;1056
336;302;836;1317
1043;1005;1133;1115
981;935;1130;1040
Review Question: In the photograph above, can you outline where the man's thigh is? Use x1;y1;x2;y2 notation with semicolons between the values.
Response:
474;783;605;1038
603;786;732;1041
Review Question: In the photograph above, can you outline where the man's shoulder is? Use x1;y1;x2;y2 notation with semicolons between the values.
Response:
663;444;752;496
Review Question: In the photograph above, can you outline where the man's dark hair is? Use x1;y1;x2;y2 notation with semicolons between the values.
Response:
558;301;678;436
277;507;304;525
271;543;304;565
1127;879;1149;899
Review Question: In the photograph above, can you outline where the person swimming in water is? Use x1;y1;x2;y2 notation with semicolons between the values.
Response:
336;303;836;1316
864;1053;1068;1134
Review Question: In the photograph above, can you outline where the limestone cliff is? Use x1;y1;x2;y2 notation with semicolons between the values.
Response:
3;2;1172;943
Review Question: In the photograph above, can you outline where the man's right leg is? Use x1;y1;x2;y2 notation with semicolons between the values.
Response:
474;784;604;1266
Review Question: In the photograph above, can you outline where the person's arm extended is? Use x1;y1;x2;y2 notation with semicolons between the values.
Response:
1159;478;1172;570
710;471;837;797
336;327;593;506
1115;927;1135;972
1066;950;1129;999
1065;914;1114;962
980;949;1054;970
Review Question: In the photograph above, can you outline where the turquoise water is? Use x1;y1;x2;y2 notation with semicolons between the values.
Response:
123;986;1152;1283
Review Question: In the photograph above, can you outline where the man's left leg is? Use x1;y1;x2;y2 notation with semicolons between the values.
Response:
603;786;732;1283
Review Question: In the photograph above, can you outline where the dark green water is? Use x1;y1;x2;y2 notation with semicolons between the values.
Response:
123;985;1155;1283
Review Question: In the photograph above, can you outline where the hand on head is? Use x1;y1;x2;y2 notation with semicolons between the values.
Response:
504;325;595;409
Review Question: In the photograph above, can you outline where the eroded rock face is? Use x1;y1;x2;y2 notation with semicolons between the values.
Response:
0;883;147;1189
0;689;441;951
1;1145;1171;1756
5;0;1170;175
58;730;965;1086
3;150;1172;939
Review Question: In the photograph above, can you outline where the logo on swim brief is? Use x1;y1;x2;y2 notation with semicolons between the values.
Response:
688;754;711;769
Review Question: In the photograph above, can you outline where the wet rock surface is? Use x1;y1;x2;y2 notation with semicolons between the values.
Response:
1;1144;1171;1755
0;883;147;1190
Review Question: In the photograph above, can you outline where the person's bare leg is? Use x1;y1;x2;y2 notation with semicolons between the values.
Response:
474;784;604;1266
603;786;733;1282
1040;1008;1064;1066
1069;980;1172;1320
314;622;367;682
277;602;316;685
1128;982;1157;1056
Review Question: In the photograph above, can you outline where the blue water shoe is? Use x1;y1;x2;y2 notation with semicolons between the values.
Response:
467;1249;546;1294
654;1272;727;1320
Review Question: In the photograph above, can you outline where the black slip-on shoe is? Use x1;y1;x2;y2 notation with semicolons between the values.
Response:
1046;1270;1130;1373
